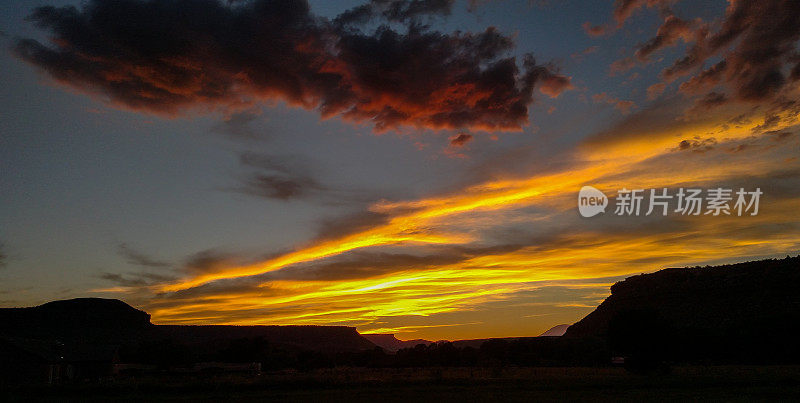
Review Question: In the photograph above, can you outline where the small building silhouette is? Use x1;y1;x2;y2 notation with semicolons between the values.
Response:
0;337;65;384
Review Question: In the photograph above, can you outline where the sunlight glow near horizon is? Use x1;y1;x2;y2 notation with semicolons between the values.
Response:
134;112;800;339
3;0;799;342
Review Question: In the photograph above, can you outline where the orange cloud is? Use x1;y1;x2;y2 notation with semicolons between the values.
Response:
15;0;570;133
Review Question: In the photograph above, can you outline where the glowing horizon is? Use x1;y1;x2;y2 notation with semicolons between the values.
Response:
2;0;799;341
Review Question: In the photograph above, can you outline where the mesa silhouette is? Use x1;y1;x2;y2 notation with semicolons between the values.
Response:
1;255;799;381
565;255;800;369
0;298;374;352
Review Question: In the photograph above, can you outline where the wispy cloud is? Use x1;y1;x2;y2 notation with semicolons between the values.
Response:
122;104;800;336
232;151;374;203
600;0;800;112
234;152;326;201
33;0;799;341
117;243;171;269
0;241;6;269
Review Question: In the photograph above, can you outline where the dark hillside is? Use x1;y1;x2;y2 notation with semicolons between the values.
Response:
0;298;374;353
362;334;432;352
565;256;800;365
0;298;151;343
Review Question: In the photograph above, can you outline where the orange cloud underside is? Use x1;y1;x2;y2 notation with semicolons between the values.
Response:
131;114;800;339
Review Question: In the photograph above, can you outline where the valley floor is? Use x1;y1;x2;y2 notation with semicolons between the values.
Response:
3;365;800;402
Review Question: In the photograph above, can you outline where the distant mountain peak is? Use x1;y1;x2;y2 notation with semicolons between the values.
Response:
361;333;432;352
539;324;570;337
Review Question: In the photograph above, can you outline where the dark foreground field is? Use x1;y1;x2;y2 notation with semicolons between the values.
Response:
3;366;800;402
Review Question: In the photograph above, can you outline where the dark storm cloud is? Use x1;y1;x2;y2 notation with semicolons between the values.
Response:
335;0;454;25
14;0;570;133
117;243;171;268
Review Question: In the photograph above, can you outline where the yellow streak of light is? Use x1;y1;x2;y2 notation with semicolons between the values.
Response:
139;112;800;336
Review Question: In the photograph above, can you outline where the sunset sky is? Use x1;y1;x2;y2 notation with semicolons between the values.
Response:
1;0;799;340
